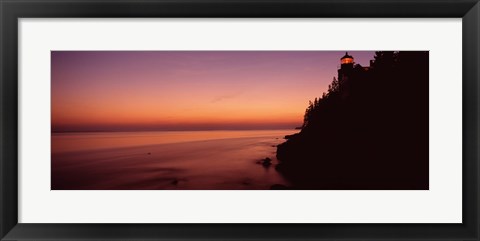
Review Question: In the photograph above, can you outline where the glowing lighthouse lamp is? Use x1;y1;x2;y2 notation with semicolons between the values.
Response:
340;52;354;65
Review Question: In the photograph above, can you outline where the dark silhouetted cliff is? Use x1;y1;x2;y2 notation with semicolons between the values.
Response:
276;51;429;189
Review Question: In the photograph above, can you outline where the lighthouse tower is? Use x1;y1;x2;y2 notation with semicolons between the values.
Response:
338;52;354;85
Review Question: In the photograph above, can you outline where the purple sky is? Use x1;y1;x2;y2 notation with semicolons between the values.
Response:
51;51;375;131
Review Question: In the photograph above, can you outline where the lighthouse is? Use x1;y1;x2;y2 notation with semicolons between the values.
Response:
338;52;354;85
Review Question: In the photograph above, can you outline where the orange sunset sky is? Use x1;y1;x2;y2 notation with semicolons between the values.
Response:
51;51;375;132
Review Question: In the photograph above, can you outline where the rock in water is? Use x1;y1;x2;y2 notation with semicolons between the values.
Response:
262;157;272;167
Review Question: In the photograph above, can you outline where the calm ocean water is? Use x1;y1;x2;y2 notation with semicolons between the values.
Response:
51;130;297;190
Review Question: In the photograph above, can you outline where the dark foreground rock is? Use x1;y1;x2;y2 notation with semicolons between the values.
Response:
270;184;290;190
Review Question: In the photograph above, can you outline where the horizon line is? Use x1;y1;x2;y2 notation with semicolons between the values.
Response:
51;127;301;133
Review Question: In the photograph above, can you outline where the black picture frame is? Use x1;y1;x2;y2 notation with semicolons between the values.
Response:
1;0;479;240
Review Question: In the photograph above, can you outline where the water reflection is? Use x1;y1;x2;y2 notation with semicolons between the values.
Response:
52;130;296;190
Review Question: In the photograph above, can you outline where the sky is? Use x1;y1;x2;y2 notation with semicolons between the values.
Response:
51;51;375;132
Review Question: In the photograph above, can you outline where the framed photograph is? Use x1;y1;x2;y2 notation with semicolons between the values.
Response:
1;0;478;240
